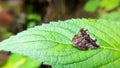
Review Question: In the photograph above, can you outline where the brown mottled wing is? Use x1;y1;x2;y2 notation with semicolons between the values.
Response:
72;29;99;50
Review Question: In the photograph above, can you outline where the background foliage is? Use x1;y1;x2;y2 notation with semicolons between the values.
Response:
0;0;120;68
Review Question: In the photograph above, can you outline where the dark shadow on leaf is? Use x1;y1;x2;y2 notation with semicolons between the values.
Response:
40;64;52;68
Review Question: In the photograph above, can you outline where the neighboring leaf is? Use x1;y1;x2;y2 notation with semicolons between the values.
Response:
100;0;120;10
84;0;100;12
27;21;36;28
3;53;42;68
100;11;120;21
27;14;41;21
0;19;120;68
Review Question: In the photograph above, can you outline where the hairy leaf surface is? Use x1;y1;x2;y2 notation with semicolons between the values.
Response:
0;19;120;68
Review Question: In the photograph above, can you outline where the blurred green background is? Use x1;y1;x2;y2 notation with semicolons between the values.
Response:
0;0;120;68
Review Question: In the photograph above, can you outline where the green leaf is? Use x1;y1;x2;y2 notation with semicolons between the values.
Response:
27;14;41;21
3;53;42;68
84;0;100;12
27;21;36;28
0;19;120;68
100;0;120;10
100;11;120;22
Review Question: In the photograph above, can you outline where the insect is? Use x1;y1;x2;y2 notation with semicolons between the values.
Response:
72;28;99;50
